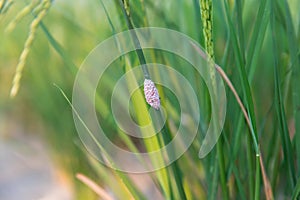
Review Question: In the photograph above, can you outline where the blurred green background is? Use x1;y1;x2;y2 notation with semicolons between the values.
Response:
0;0;300;199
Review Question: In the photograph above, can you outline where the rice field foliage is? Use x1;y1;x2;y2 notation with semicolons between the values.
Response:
1;0;300;199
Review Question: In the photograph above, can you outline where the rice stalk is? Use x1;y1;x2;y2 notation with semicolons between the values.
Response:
199;0;229;199
5;0;40;33
0;0;13;14
192;41;274;200
76;173;114;200
118;1;190;198
10;0;51;98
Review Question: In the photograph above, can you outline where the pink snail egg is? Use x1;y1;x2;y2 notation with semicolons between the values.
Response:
143;79;160;110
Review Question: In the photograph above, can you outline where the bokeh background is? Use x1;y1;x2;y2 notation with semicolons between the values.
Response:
0;0;300;199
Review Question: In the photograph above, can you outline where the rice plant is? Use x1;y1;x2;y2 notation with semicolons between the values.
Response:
1;0;300;199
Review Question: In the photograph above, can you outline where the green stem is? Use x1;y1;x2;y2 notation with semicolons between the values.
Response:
282;0;300;177
246;134;255;200
235;0;245;64
200;0;229;198
270;0;296;188
208;151;218;200
118;0;150;79
118;1;187;198
217;140;229;200
157;111;188;200
254;155;261;200
223;0;259;153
